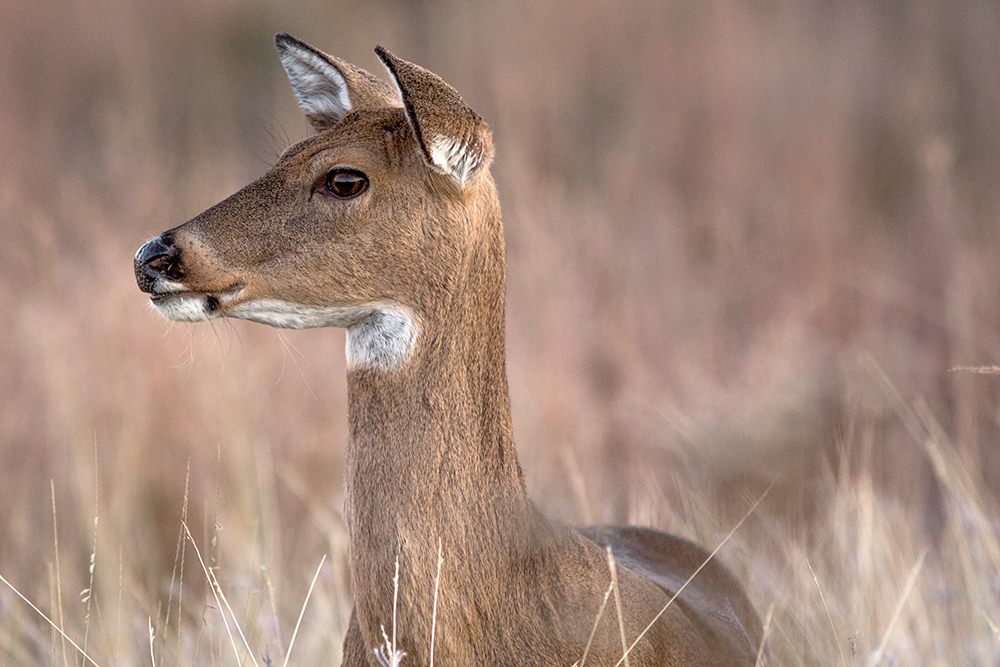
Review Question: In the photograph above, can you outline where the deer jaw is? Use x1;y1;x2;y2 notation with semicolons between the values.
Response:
232;299;419;369
142;288;419;374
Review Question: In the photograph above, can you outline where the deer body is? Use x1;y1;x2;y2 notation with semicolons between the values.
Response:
135;35;762;666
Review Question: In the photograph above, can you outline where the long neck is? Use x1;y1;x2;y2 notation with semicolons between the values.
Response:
344;221;536;658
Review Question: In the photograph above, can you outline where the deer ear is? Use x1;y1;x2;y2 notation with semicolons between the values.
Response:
375;46;493;187
275;34;398;133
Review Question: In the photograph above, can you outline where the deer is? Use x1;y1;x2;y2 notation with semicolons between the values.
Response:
134;34;763;667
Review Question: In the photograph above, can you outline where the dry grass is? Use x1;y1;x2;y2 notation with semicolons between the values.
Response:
2;0;1000;664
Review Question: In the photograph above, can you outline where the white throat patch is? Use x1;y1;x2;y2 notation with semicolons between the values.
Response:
345;307;419;371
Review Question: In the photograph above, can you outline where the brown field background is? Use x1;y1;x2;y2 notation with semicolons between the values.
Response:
2;0;1000;664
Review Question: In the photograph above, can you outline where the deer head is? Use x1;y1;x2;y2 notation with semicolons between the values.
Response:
134;34;496;371
134;36;764;667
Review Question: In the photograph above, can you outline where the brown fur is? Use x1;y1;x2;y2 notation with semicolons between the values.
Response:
134;35;762;666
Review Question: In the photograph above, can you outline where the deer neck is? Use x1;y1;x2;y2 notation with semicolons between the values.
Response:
343;223;535;641
344;297;524;509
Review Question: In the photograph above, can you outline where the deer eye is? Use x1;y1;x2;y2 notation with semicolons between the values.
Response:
323;169;368;199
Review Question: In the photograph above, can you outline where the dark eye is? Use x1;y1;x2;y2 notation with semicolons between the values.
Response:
323;169;368;199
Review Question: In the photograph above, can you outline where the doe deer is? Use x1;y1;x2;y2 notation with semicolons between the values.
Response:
135;34;762;667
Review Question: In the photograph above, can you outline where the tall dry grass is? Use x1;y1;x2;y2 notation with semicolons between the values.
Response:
2;0;1000;664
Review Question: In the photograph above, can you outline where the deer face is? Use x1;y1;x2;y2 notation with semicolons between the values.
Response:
135;36;493;369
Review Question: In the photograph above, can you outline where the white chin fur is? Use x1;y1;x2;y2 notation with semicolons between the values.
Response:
229;298;363;329
151;295;418;371
150;294;215;323
229;299;418;371
148;284;241;323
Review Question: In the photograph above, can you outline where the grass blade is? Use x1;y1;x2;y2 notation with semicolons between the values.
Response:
282;554;326;667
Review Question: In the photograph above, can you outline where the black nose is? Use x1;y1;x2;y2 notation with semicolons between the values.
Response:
134;232;183;293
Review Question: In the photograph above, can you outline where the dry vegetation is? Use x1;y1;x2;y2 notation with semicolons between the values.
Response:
2;0;1000;664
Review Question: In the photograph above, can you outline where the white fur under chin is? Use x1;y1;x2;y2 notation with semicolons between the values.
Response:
229;299;364;329
231;299;418;371
150;294;213;323
148;285;242;323
151;295;418;371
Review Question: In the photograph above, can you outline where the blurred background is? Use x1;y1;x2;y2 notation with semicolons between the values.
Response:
2;0;1000;664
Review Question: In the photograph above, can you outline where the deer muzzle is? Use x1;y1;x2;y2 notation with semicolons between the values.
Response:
134;232;246;323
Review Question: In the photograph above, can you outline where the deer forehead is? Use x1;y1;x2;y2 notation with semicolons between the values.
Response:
278;108;416;174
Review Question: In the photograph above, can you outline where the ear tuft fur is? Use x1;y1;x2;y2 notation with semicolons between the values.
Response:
375;46;493;187
427;135;490;186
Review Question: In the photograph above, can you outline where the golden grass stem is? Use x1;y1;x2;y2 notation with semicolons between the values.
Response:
82;452;98;662
264;568;283;657
806;559;847;667
51;480;69;667
563;448;594;525
754;603;774;667
0;572;102;667
165;460;191;666
606;547;631;667
392;555;400;660
148;618;156;667
429;538;443;667
577;577;615;667
612;484;771;667
983;611;1000;637
83;506;97;650
868;549;927;666
282;554;326;667
48;563;56;665
948;365;1000;374
182;521;261;667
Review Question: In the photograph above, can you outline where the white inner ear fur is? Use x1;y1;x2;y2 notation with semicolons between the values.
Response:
428;135;485;186
279;47;352;121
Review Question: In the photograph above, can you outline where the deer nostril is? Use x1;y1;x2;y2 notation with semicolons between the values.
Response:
135;233;184;292
146;254;175;275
